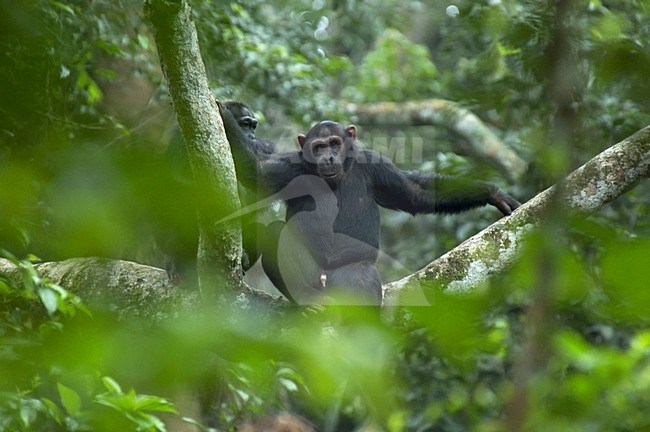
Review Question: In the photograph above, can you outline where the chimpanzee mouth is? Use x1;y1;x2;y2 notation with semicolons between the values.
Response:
320;171;342;179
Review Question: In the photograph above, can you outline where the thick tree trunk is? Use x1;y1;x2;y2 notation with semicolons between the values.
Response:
145;0;242;297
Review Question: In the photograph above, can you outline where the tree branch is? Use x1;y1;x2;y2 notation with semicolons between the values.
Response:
145;0;242;295
346;100;528;183
0;257;285;321
383;124;650;305
2;126;647;311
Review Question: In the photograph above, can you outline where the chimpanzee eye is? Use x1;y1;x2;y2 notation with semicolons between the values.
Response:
239;118;258;130
329;137;342;148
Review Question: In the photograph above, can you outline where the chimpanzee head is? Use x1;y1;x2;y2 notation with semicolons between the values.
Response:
223;101;258;140
298;121;357;182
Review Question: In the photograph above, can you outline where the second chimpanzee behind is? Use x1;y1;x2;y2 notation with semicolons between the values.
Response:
163;100;276;282
221;105;520;305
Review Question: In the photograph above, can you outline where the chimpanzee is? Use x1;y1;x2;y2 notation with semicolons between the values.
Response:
221;101;275;155
217;102;277;270
220;105;520;305
163;101;276;282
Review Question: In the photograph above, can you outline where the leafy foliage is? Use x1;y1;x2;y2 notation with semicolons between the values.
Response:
342;28;439;103
0;252;176;431
1;0;650;431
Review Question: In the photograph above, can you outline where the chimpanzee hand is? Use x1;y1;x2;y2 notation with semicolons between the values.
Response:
488;188;521;216
217;101;230;118
217;100;238;136
302;304;326;318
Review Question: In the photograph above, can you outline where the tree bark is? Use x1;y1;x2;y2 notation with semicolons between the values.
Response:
0;257;285;321
383;124;650;305
144;0;243;297
346;100;528;183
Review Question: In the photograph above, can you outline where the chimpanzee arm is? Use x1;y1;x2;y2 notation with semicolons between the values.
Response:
405;171;520;215
366;151;520;216
219;102;263;185
219;102;300;195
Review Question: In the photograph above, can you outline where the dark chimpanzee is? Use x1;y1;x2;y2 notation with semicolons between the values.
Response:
220;105;520;305
221;101;275;155
216;102;276;270
163;101;276;282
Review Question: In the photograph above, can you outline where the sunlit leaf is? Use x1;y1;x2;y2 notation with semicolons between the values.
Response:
57;382;81;416
133;395;177;413
38;288;58;315
102;376;123;394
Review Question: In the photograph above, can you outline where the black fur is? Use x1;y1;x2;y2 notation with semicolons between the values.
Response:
220;109;520;304
220;102;276;270
222;101;275;155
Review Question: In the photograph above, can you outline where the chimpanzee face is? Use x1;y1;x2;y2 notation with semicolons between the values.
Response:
297;122;357;182
224;103;258;140
235;107;258;140
310;135;345;179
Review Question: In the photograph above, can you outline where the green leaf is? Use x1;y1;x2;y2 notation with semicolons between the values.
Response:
50;1;75;16
26;254;41;263
181;417;210;431
137;34;150;50
60;65;70;79
278;378;298;392
42;398;63;424
20;403;37;427
0;280;11;295
38;287;58;315
58;383;82;416
497;42;521;56
76;70;104;105
102;376;123;394
86;80;103;104
94;40;126;57
134;395;177;413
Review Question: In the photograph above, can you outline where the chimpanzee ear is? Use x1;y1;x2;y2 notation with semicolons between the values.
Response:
298;134;307;147
346;125;357;140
